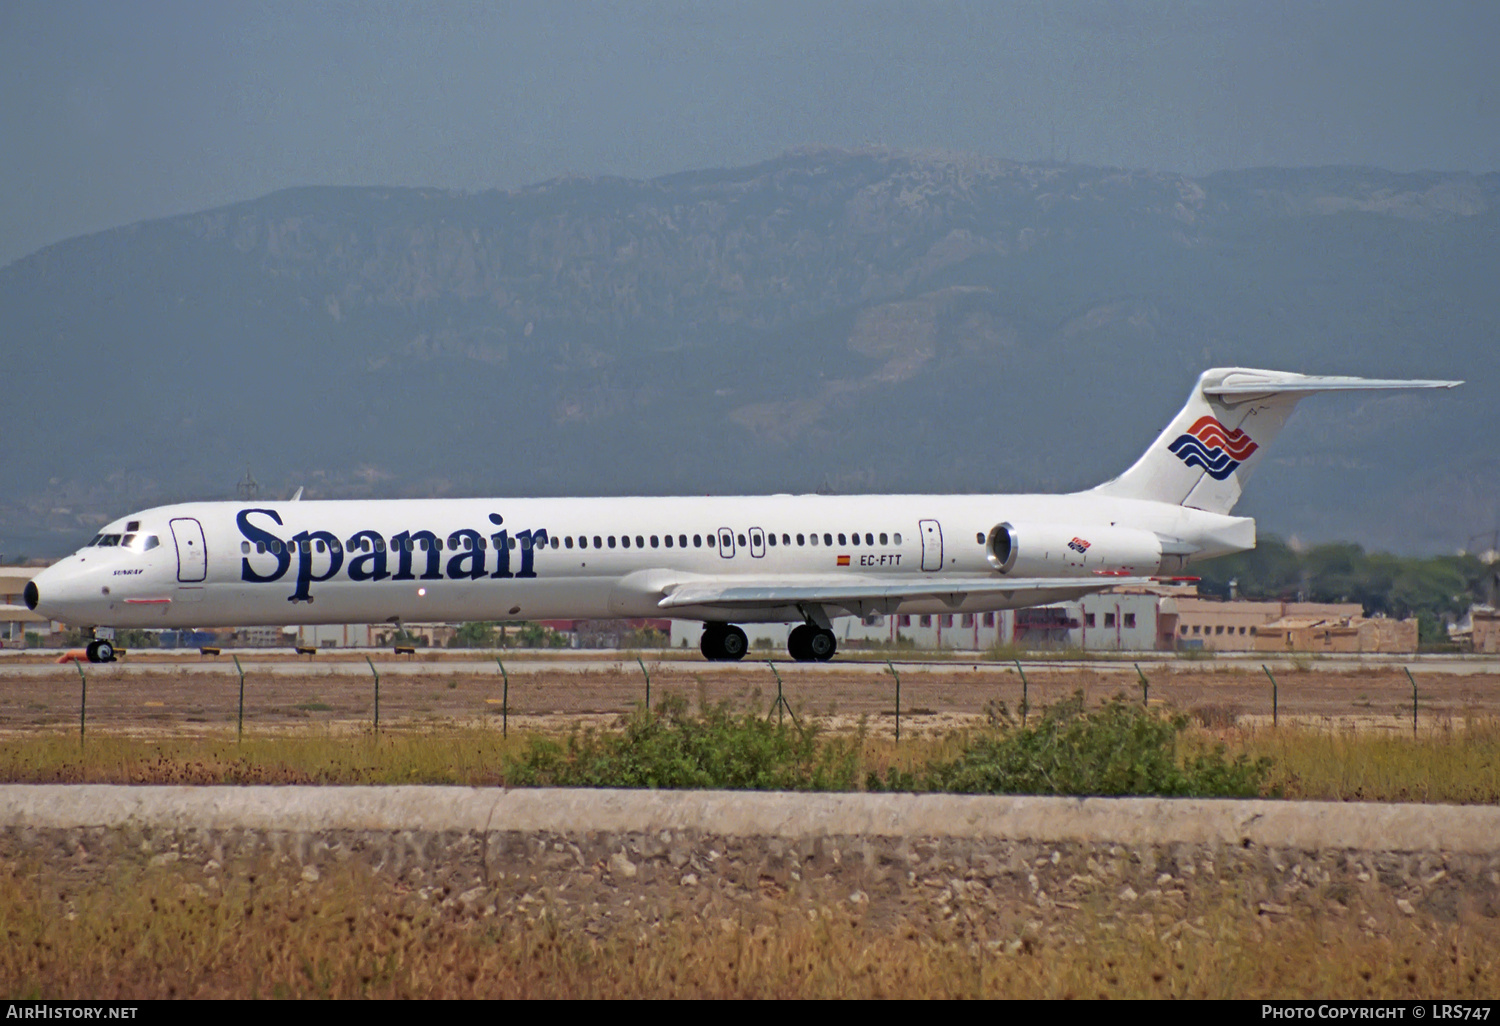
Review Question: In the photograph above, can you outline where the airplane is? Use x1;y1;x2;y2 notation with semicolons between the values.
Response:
25;367;1460;663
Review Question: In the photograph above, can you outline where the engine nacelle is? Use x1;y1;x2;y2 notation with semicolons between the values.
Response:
986;522;1163;577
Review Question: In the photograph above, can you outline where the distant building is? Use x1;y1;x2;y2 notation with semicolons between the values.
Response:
0;565;64;646
1252;614;1417;654
1457;606;1500;654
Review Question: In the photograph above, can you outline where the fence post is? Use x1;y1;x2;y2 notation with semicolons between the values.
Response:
74;660;86;742
232;654;247;741
1135;663;1149;707
1013;660;1029;727
1404;666;1418;738
637;655;651;711
1263;665;1278;727
766;661;805;736
887;660;901;743
496;658;509;738
365;656;380;734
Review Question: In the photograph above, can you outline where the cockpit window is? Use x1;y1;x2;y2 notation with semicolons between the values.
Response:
141;535;159;551
98;534;122;547
87;534;103;547
126;521;140;532
120;534;136;548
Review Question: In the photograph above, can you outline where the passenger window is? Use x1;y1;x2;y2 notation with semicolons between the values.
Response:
782;534;790;545
594;536;602;549
551;537;559;549
706;535;715;547
241;542;251;554
737;534;746;547
508;538;517;550
565;537;574;549
636;536;644;548
767;534;776;546
608;537;617;548
824;533;833;546
809;534;818;546
256;542;266;554
880;533;888;545
679;535;688;548
316;541;326;553
663;535;673;548
893;533;902;545
797;534;805;545
650;536;659;548
865;533;874;545
622;536;631;548
695;535;703;547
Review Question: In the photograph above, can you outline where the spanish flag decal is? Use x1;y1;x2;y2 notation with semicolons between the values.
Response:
836;554;850;566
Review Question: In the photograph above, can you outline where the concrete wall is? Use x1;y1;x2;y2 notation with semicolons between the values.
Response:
4;787;1499;933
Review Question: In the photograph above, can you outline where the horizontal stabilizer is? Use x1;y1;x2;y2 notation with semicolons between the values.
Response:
1205;371;1462;398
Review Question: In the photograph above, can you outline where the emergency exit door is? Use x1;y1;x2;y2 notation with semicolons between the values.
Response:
919;519;943;572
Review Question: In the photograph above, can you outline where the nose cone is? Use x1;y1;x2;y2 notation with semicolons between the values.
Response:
25;562;95;623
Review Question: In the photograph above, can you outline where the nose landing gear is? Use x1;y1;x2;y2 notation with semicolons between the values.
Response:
85;639;116;664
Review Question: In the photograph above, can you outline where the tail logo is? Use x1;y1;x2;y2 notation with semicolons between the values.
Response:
1167;416;1258;481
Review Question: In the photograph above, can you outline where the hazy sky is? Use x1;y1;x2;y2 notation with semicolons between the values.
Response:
3;0;1497;267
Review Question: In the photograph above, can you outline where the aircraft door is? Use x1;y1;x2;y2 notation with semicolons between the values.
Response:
919;519;943;572
749;528;766;558
169;518;208;583
718;528;735;558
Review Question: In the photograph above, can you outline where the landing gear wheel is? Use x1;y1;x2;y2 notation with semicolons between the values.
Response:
86;640;115;664
700;624;725;660
719;625;748;661
787;624;816;662
700;623;748;661
808;629;836;662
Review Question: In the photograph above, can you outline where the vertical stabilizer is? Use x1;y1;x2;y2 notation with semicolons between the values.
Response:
1090;368;1461;515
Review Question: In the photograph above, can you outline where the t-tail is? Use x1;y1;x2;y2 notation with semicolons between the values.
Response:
1091;368;1462;515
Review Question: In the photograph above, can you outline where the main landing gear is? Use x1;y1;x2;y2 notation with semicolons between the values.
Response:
700;623;749;661
85;639;116;664
787;623;836;663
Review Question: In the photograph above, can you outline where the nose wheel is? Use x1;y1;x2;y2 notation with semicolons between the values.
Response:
700;623;749;661
787;624;836;662
85;640;116;664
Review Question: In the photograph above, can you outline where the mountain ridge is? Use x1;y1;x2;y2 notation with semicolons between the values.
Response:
1;150;1493;559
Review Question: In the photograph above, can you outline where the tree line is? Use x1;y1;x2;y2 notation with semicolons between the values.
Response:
1194;538;1499;642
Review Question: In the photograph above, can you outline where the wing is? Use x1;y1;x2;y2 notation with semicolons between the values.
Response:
658;575;1158;612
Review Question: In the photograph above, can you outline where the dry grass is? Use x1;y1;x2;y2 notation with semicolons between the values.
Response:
2;858;1495;999
3;718;1500;803
1225;717;1500;804
0;730;525;786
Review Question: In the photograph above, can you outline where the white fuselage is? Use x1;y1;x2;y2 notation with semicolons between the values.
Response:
28;492;1254;630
